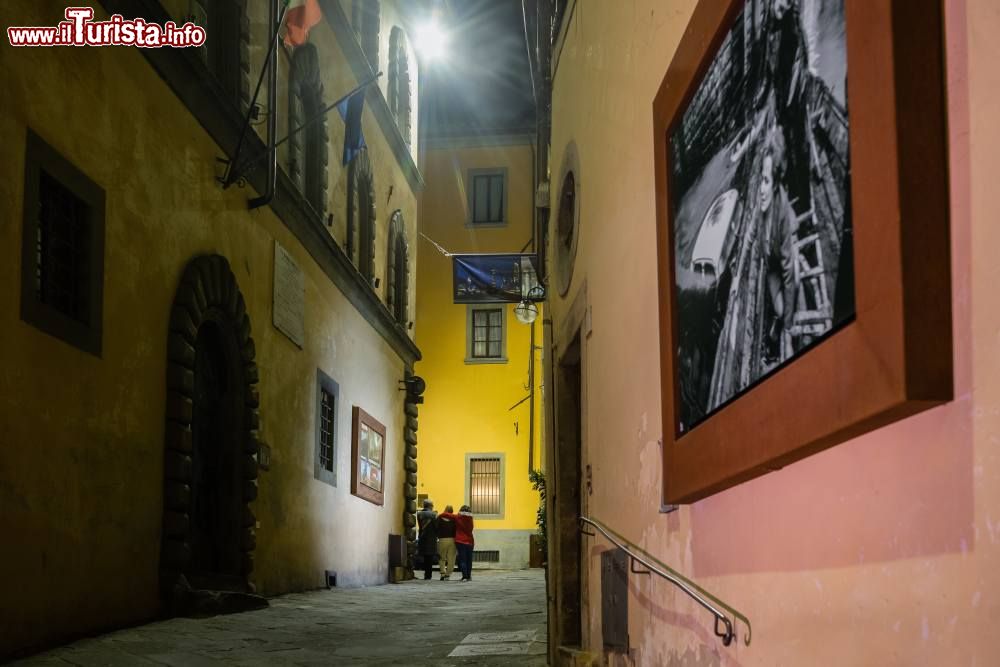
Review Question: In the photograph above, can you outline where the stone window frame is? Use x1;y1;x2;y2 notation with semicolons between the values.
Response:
467;167;509;228
20;129;105;358
385;210;409;326
352;0;382;73
191;0;251;111
387;26;412;146
465;304;507;364
351;406;387;506
464;452;506;520
289;43;330;219
314;369;340;487
347;149;378;283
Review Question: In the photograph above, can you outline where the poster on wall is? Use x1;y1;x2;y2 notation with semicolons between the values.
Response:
452;254;542;304
669;0;854;433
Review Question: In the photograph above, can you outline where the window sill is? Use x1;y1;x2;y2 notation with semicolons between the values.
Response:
465;221;508;229
465;357;508;365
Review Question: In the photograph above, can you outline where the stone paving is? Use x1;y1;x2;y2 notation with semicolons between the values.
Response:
14;570;548;666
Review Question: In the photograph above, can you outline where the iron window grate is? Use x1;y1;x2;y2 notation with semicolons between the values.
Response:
472;550;500;563
319;387;335;472
36;168;90;324
471;308;503;359
469;457;501;515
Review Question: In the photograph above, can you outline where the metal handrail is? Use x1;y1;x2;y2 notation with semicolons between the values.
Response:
579;516;752;647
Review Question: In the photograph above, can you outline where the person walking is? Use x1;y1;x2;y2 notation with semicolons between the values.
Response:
436;505;457;580
416;499;438;580
453;505;475;582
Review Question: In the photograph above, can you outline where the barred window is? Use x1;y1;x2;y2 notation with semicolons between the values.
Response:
36;170;91;323
467;307;505;362
314;370;339;486
21;129;105;357
468;456;502;516
319;388;334;471
469;170;507;225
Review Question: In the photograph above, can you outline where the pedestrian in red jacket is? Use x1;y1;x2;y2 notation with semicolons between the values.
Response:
453;505;475;581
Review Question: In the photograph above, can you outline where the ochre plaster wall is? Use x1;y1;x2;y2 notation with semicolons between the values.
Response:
415;141;543;533
546;0;997;664
0;0;417;658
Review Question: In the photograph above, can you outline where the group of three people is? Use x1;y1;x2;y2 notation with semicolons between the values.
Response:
416;500;474;581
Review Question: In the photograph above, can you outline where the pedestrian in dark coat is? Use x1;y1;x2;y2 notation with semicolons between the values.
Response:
416;499;439;580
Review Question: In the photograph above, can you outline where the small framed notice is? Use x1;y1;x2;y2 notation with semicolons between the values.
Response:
273;240;305;348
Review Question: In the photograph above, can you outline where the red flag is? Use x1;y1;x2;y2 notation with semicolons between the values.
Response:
284;0;322;48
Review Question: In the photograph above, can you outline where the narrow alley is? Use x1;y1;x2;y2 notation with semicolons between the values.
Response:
3;0;995;664
14;571;547;666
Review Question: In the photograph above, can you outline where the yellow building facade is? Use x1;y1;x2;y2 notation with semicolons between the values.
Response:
415;133;544;569
1;0;424;658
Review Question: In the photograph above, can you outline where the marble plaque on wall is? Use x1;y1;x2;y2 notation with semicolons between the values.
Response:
273;240;304;348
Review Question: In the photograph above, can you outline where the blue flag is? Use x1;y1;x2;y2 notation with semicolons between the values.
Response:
337;89;366;166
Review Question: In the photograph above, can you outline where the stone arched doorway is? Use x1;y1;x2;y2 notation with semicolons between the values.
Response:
160;255;261;608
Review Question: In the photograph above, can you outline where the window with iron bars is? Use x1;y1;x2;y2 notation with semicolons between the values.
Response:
319;388;334;471
469;457;502;515
314;370;339;487
21;129;105;357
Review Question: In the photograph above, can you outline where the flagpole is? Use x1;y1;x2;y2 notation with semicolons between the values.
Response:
227;74;381;186
222;0;292;189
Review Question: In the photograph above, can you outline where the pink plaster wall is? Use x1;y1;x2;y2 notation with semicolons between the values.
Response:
547;0;999;664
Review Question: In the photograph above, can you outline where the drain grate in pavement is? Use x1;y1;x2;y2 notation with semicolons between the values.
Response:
448;629;538;657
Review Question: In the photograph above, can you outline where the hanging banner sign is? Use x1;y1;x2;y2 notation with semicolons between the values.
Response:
452;253;542;304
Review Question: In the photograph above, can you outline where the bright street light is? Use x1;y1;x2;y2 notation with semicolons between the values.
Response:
414;15;448;62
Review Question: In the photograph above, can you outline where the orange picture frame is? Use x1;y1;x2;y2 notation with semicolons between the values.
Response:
654;0;952;503
351;406;386;506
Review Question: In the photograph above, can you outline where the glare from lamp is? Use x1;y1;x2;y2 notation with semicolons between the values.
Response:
515;300;539;325
414;17;448;62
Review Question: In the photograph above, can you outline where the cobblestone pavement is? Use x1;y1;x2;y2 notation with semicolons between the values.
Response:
15;570;548;666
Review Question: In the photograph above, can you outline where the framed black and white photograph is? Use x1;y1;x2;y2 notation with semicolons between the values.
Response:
654;0;952;503
669;0;854;433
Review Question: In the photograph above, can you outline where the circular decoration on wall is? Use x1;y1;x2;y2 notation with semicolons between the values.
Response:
555;141;581;297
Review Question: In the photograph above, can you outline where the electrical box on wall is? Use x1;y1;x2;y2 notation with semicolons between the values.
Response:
601;548;629;652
